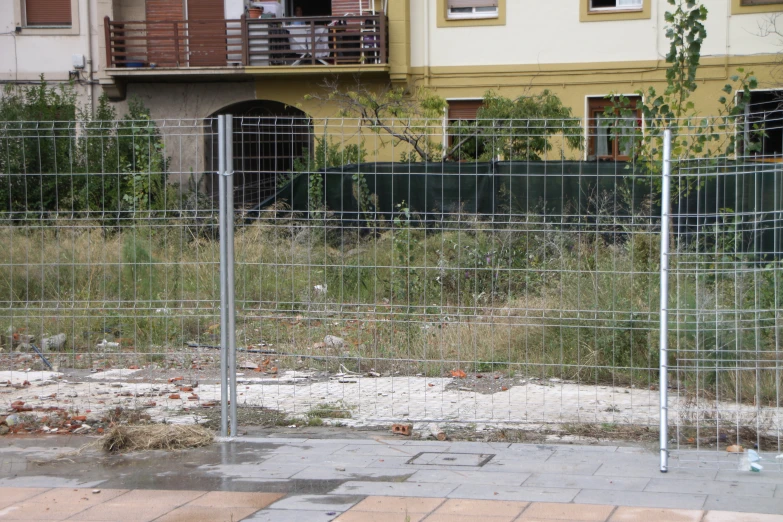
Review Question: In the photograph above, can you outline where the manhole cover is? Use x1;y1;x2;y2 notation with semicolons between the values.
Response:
407;452;494;467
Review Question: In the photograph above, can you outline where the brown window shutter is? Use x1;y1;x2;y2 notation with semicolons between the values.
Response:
186;0;225;20
448;100;484;120
25;0;71;26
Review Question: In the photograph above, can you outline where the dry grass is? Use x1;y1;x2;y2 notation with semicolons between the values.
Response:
101;424;214;453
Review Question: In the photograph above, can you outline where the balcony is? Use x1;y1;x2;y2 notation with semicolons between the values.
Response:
103;14;388;75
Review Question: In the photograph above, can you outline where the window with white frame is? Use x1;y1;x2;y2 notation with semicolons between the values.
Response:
447;0;499;19
589;0;643;11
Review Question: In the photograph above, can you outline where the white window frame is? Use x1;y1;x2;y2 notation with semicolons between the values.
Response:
14;0;80;36
447;6;499;19
589;0;644;12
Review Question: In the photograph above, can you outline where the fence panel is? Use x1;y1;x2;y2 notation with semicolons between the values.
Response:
1;114;779;463
231;116;666;439
667;118;783;471
0;118;226;427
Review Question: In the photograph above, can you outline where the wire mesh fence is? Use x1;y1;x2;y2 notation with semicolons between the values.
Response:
667;143;783;471
0;114;780;469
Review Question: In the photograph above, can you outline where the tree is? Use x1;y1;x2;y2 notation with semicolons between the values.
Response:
456;90;582;161
0;79;168;219
610;0;757;193
307;79;582;162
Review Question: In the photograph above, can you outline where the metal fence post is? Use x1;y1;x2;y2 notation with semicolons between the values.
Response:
225;114;238;437
218;115;229;438
659;128;672;473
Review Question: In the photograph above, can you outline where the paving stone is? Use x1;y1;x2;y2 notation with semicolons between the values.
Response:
715;470;783;485
482;457;601;475
201;462;307;481
348;495;445;513
154;505;257;522
0;476;103;488
573;489;707;510
290;466;413;481
266;443;348;455
609;506;704;522
266;494;363;512
448;484;580;503
523;472;649;491
330;481;459;498
645;478;777;497
614;446;648;454
366;456;417;469
445;441;512;452
519;502;614;521
431;498;528;517
334;512;427;522
0;487;49;510
244;508;341;521
407;469;530;486
594;460;717;479
531;444;619;453
702;494;783;515
409;452;494;467
333;445;421;457
425;515;518;522
259;454;379;469
702;511;783;522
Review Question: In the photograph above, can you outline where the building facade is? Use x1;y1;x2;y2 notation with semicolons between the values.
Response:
1;0;781;196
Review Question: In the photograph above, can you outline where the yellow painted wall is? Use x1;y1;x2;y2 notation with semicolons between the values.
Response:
410;55;781;119
250;53;780;163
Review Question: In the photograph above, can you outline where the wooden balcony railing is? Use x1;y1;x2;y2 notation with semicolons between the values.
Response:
104;14;388;69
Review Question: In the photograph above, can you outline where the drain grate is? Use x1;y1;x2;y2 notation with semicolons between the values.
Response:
406;452;495;467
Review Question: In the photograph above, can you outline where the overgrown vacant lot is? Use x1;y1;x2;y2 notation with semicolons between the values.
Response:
1;212;780;408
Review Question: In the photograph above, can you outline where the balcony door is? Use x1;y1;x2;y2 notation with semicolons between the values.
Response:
187;0;226;66
146;0;185;66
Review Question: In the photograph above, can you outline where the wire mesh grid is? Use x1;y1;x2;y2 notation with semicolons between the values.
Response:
0;118;227;427
0;114;779;461
666;128;783;470
229;115;664;433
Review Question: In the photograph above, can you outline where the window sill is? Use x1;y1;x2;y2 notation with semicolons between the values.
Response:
447;15;499;21
19;25;78;36
588;9;643;14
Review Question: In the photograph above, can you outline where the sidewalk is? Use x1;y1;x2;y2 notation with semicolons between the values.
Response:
1;434;782;521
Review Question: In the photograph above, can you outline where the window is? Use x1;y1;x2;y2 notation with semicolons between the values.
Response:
447;100;487;160
590;0;643;11
742;91;783;158
741;0;783;5
447;0;499;19
587;97;641;161
24;0;72;26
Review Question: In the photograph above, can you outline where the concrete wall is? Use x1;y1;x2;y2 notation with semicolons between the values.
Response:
410;0;782;68
120;81;257;188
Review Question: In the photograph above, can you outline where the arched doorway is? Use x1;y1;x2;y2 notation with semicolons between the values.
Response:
208;100;312;208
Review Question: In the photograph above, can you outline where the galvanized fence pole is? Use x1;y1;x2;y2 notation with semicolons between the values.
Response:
225;114;238;436
218;115;229;438
659;128;672;473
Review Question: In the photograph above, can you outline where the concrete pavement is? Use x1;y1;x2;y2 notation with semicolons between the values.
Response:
1;433;782;521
